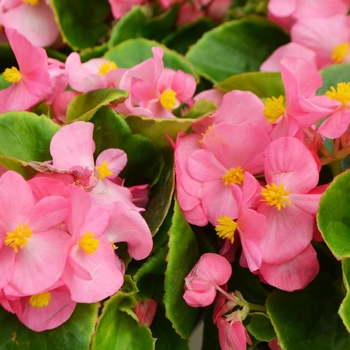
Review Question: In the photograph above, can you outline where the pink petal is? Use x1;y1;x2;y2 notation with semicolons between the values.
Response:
96;148;128;179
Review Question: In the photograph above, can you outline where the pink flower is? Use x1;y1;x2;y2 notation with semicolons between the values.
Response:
0;0;60;47
0;171;70;295
183;253;232;307
0;28;52;113
108;0;147;19
134;299;158;327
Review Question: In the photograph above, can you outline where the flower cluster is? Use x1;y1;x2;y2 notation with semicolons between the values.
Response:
0;121;153;331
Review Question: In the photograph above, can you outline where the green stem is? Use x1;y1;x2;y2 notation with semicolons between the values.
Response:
330;159;342;177
248;303;266;312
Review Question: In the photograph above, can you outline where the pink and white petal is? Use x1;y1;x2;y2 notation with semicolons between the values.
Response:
264;137;319;193
0;246;15;289
181;205;209;226
27;196;70;232
240;237;262;272
318;108;350;139
50;122;95;170
259;244;319;291
218;318;248;350
258;204;314;264
96;148;128;179
16;285;76;332
290;193;322;214
9;229;70;295
0;171;33;232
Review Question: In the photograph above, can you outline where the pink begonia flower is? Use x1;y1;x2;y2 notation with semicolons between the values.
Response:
103;201;153;260
217;317;252;350
108;0;147;19
5;282;76;332
192;90;271;135
291;15;350;69
206;0;231;23
51;90;80;124
268;0;349;30
187;122;270;224
183;253;232;307
65;52;126;93
0;0;60;47
0;28;52;113
45;58;68;105
50;121;138;209
193;88;224;107
174;132;208;226
269;337;283;350
214;172;267;273
257;137;323;266
176;2;205;27
62;185;124;303
134;299;158;327
260;42;317;72
259;244;319;291
0;171;70;295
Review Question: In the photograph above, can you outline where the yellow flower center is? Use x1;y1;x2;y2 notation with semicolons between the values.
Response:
96;160;113;180
215;216;237;244
261;183;291;210
159;89;177;111
79;232;100;254
325;82;350;105
331;42;350;64
3;67;21;83
5;223;32;253
98;60;118;76
222;166;245;185
22;0;39;5
263;96;285;123
29;292;51;308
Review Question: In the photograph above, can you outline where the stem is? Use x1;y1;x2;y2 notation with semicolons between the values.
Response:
330;159;342;177
248;303;266;312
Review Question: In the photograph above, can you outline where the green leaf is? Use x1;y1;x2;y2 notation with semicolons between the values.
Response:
318;62;350;95
91;106;164;187
104;38;199;80
215;71;285;98
0;74;11;91
66;88;129;123
0;112;59;176
91;291;156;350
246;314;276;342
339;259;350;332
151;304;190;350
182;99;218;119
142;148;175;235
108;6;149;47
126;115;195;148
164;200;200;338
267;273;350;350
79;43;109;62
186;16;289;83
50;0;110;49
163;17;217;55
317;170;350;259
0;303;99;350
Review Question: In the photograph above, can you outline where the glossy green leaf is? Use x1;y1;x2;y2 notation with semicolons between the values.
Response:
0;303;99;350
50;0;110;49
126;115;195;148
317;170;350;259
151;304;190;350
0;112;59;175
246;314;276;342
318;62;350;95
0;75;11;91
267;273;350;350
91;106;164;187
66;88;129;122
163;17;217;55
215;71;285;98
164;200;200;338
182;99;218;119
186;16;289;83
104;38;199;80
91;290;155;350
108;6;149;47
339;259;350;332
79;43;109;62
142;148;174;235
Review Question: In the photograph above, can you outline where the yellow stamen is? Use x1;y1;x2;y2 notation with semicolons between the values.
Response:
79;232;99;254
22;0;39;5
29;292;51;308
96;160;113;180
98;60;117;76
215;216;237;244
160;89;177;111
261;183;291;210
263;96;285;123
199;126;213;144
222;166;245;185
5;223;32;253
3;67;21;83
331;42;350;64
325;82;350;105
